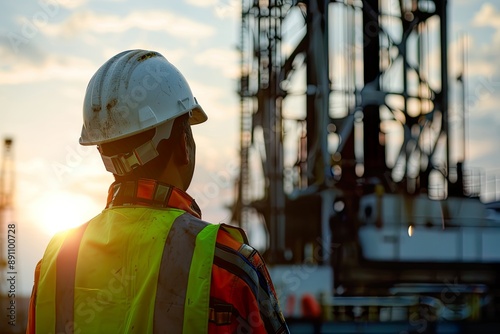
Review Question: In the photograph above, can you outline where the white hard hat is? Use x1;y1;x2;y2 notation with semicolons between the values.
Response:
79;49;207;175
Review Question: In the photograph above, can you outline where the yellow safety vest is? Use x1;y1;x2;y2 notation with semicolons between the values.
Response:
35;207;220;333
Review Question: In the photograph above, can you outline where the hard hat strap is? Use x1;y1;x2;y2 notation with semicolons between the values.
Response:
100;139;159;176
98;114;187;176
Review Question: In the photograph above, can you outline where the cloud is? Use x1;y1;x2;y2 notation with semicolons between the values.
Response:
185;0;240;19
467;58;497;78
0;36;47;65
465;76;500;122
466;110;500;170
193;48;239;79
0;52;95;84
472;3;500;29
467;136;496;163
189;79;237;120
448;34;496;80
214;0;240;19
471;3;500;45
58;0;89;9
40;10;215;40
185;0;219;7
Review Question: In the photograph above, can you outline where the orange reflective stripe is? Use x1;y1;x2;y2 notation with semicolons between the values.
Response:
106;179;202;218
136;178;156;199
26;261;41;334
55;223;89;334
216;228;243;251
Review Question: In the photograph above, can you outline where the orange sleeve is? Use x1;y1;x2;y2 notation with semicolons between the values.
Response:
26;260;41;334
208;228;289;334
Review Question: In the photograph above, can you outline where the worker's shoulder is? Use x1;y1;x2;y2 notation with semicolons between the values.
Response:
217;223;248;245
215;223;271;281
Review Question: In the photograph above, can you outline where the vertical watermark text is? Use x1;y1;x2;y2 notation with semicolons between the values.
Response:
5;223;17;327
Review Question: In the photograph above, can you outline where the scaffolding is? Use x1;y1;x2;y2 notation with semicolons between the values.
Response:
0;138;15;296
235;0;454;260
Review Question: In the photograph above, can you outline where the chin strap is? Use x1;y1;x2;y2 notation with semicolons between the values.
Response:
98;111;192;176
99;139;159;176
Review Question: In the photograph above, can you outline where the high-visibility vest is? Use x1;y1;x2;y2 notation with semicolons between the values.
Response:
28;179;288;333
35;208;220;333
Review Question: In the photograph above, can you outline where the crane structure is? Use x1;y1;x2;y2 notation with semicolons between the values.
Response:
0;138;15;297
235;0;500;327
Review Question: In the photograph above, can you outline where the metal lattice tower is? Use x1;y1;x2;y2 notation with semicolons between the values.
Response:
237;0;294;262
235;0;454;262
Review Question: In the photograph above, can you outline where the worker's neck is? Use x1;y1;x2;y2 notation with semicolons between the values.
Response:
157;161;189;191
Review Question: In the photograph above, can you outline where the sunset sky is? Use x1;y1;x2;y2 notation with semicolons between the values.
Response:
1;0;500;296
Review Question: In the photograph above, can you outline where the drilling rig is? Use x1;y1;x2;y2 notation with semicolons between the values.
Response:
1;138;15;296
234;0;500;331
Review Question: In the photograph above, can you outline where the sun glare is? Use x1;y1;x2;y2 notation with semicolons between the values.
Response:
31;191;99;236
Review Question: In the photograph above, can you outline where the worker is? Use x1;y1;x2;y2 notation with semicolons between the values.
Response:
26;49;289;334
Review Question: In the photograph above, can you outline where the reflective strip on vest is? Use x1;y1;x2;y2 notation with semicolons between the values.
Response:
153;214;219;333
56;222;89;334
36;227;85;334
35;207;220;334
184;222;219;333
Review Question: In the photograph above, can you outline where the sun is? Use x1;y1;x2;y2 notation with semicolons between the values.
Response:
31;191;100;236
